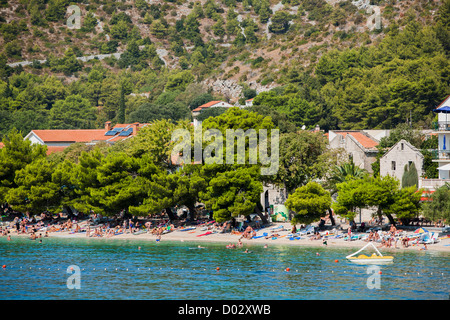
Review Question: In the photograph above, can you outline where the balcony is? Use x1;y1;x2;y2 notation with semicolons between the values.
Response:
432;121;450;131
420;178;450;190
431;149;450;160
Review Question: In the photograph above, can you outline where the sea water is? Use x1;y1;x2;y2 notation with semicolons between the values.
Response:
0;237;448;300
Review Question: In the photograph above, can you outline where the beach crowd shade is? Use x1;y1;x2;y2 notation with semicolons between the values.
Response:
171;127;280;175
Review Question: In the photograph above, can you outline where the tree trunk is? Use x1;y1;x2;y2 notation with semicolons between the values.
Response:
378;206;395;226
64;205;74;220
165;207;178;221
385;212;396;226
255;203;269;225
187;204;197;221
328;208;336;226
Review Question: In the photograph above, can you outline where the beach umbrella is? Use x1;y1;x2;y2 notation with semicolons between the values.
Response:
414;227;429;234
433;106;450;113
434;106;450;131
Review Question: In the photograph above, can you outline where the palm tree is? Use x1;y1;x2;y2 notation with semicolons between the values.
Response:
325;160;368;197
322;160;368;226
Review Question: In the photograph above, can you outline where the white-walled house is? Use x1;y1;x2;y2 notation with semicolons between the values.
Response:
191;101;233;127
24;122;146;154
432;95;450;180
380;139;424;183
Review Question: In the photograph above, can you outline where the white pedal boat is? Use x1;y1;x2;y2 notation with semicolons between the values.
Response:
346;242;394;264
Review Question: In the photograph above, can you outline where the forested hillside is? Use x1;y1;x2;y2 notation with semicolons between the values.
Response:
0;0;449;136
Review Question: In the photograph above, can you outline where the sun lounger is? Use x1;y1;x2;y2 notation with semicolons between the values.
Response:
419;232;440;244
299;226;314;236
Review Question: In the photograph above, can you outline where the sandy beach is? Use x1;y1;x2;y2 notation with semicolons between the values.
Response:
9;221;450;253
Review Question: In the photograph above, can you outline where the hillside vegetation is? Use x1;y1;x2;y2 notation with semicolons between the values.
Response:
0;0;449;136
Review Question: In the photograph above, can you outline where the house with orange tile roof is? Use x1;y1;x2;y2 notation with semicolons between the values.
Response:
192;100;233;127
328;130;380;173
245;98;254;107
24;122;148;155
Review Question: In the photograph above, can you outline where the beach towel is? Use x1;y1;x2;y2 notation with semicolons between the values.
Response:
196;231;212;237
253;232;268;239
252;235;265;239
177;227;196;232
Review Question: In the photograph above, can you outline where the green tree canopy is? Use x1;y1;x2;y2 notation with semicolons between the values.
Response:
0;129;47;202
422;183;450;223
49;94;96;129
6;158;60;214
285;181;331;225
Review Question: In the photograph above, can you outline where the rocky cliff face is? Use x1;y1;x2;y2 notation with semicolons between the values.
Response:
202;78;276;103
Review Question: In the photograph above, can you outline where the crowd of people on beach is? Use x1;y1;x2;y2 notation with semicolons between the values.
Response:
1;205;446;253
0;208;181;240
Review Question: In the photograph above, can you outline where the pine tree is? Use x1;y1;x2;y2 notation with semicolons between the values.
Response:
402;162;418;190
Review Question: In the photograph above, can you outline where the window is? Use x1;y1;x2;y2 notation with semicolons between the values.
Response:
391;161;396;170
401;143;404;150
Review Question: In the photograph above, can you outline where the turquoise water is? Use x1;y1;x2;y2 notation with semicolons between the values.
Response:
0;237;448;300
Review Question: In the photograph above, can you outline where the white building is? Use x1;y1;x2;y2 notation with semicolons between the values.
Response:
380;139;424;184
24;122;146;154
432;95;450;180
191;101;233;127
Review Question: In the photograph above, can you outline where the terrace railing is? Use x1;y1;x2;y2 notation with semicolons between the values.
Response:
420;178;450;189
432;121;450;131
431;149;450;160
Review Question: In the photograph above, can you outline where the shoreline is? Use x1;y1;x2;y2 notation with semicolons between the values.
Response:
7;222;450;253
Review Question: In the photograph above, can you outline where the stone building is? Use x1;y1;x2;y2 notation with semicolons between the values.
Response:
328;130;380;173
379;139;424;183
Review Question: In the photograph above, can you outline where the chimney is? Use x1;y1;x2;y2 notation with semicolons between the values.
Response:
132;123;139;135
105;121;112;131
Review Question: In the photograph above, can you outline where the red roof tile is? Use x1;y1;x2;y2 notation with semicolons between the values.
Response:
31;130;108;143
336;131;378;149
192;101;223;112
348;132;379;149
435;95;450;110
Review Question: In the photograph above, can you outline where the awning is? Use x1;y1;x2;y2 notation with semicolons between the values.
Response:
433;106;450;113
437;163;450;170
